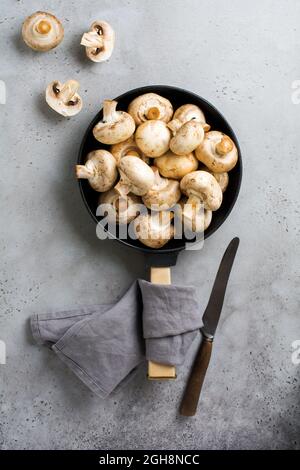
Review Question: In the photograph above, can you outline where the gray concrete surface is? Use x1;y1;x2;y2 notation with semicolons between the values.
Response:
0;0;299;450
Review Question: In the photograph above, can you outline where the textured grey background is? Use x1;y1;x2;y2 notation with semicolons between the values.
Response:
0;0;299;450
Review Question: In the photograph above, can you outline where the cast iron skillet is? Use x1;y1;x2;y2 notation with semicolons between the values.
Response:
77;85;242;268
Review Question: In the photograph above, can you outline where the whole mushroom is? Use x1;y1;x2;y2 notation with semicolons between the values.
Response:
195;131;238;172
110;136;149;165
80;20;115;63
133;211;174;249
115;156;155;196
75;150;118;192
168;120;204;155
142;167;181;211
154;151;198;180
180;170;223;211
135;120;171;157
170;104;210;132
22;11;64;52
46;80;83;117
178;197;212;233
93;100;135;145
128;93;173;125
99;189;141;225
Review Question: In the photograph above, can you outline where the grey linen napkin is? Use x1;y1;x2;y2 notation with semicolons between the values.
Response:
30;280;201;398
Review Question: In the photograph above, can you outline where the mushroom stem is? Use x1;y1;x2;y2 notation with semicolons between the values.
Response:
167;118;182;134
114;180;131;196
216;136;234;155
36;20;52;34
102;100;118;122
59;80;80;104
75;164;94;179
80;31;104;48
186;194;202;208
146;107;161;120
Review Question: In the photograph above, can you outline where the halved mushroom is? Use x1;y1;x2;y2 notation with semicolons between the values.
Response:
110;136;149;165
80;20;115;63
154;151;198;180
75;150;118;192
195;131;238;172
93;100;135;145
170;104;210;132
128;93;173;125
99;189;141;225
142;167;181;211
168;120;204;155
180;170;223;211
46;80;82;117
22;11;64;52
115;156;155;196
177;197;212;233
133;211;174;248
135;120;171;157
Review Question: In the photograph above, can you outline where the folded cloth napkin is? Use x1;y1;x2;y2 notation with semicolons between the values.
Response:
30;280;201;398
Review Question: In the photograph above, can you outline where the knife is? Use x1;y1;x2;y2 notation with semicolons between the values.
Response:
179;237;240;417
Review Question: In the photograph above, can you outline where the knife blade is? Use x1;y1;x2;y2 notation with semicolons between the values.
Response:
179;237;239;416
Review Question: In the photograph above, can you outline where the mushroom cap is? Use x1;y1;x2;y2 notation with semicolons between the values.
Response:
46;80;83;117
116;156;155;196
75;150;118;192
22;11;64;52
178;197;212;233
154;151;198;180
173;104;210;131
133;212;174;248
99;189;141;224
142;168;181;211
135;120;171;157
180;170;223;211
110;136;149;165
93;100;136;145
199;165;229;193
80;20;115;63
128;93;173;125
195;131;238;172
169;120;204;155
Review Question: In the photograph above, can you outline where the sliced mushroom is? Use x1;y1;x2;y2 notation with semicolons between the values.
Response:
180;170;223;211
46;80;83;117
99;189;141;225
195;131;238;172
142;167;181;211
133;211;174;248
93;100;135;145
170;104;210;132
75;150;118;192
22;11;64;52
168;120;204;155
110;136;149;165
154;151;198;180
177;197;212;233
80;20;115;63
128;93;173;125
115;156;155;196
135;120;171;157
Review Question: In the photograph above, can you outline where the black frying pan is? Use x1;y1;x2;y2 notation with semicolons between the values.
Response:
77;85;242;269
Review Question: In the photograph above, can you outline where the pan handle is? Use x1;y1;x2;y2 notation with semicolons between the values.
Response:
147;267;176;380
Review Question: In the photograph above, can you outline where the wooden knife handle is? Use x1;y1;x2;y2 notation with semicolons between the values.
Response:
179;334;213;416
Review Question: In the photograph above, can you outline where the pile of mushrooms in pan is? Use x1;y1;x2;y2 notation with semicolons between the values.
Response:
76;93;239;249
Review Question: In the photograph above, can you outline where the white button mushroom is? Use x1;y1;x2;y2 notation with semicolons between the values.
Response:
133;212;174;249
75;150;118;192
195;131;238;173
99;189;141;225
45;80;83;117
154;151;198;180
80;20;115;63
142;167;181;211
170;104;210;132
22;11;64;52
115;156;155;196
110;136;149;165
135;120;171;157
177;197;212;233
199;165;229;193
93;100;136;145
168;120;204;155
127;93;173;125
180;170;223;211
